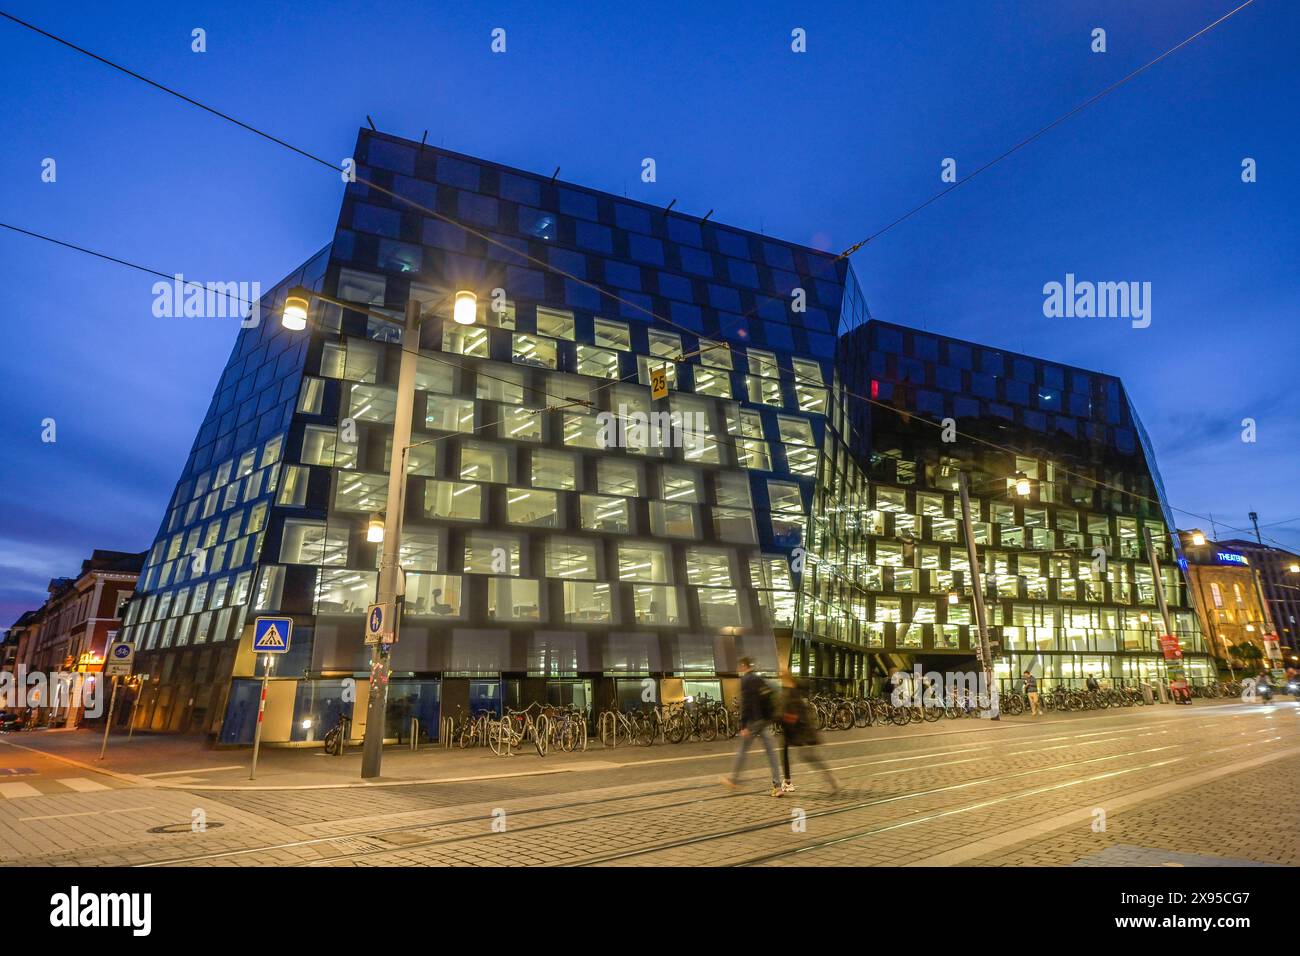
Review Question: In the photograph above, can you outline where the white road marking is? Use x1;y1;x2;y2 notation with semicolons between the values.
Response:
141;765;244;778
0;782;42;799
57;777;110;792
20;806;157;822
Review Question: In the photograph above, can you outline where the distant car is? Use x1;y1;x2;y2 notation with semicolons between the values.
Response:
0;710;24;732
1287;678;1300;699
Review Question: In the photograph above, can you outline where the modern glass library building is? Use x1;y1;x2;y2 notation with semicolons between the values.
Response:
116;129;1208;744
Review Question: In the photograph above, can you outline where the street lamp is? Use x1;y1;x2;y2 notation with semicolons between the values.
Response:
1190;530;1206;547
280;284;474;778
1013;472;1032;497
281;294;309;331
453;290;478;325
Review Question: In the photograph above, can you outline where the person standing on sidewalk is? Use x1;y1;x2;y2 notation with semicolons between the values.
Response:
777;673;838;794
1023;670;1041;716
720;657;783;797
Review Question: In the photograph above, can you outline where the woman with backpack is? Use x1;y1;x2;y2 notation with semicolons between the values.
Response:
778;673;839;794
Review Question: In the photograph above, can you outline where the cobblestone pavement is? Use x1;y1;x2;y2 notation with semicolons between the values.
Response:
2;699;1296;866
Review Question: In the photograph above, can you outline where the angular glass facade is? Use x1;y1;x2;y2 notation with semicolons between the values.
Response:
121;130;847;738
120;130;1205;739
822;321;1210;693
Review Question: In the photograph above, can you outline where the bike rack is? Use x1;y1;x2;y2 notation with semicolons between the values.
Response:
440;716;455;747
409;717;419;751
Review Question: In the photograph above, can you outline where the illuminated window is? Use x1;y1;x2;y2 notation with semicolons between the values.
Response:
777;415;815;445
276;466;309;507
506;487;560;527
581;494;630;533
315;570;377;614
632;585;680;625
443;319;488;357
512;333;557;369
476;366;526;404
425;396;475;433
333;472;387;512
348;383;397;423
546;539;598;579
459;441;510;483
536;306;576;340
746;376;783;406
791;358;823;384
594;318;631;350
692;365;732;398
649;501;697;539
405;573;463;616
576;345;620;379
698;337;733;369
563;582;612;623
499;405;543;442
597;459;641;497
532;449;578;490
424;480;483;521
660;466;702;503
713;508;757;544
465;533;521;575
794;383;827;414
686;548;734;587
487;578;540;621
619;543;672;582
562;412;605;449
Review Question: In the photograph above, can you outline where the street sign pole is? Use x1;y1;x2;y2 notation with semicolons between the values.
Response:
249;655;273;780
127;689;140;740
98;676;119;760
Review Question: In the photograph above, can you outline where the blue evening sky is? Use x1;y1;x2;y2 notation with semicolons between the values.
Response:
1;0;1296;625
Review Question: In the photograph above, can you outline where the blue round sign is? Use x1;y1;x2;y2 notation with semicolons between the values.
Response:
112;643;132;659
369;606;383;634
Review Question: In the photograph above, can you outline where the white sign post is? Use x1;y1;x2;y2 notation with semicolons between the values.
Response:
99;642;135;760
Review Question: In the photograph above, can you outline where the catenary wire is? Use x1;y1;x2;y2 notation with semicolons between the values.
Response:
833;0;1258;258
0;6;1278;545
3;213;1282;549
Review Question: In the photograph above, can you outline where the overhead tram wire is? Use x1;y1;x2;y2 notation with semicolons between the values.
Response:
0;1;1258;357
833;0;1258;259
0;9;726;351
2;212;1271;546
0;6;899;426
0;220;822;473
0;7;1268;540
0;221;259;312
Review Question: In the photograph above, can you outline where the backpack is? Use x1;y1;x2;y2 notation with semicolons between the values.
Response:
757;679;775;720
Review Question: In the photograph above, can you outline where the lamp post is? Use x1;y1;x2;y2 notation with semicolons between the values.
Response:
282;286;476;778
954;471;1027;719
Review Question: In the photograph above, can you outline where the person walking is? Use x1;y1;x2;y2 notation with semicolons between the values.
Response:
777;674;838;794
1023;670;1041;716
720;657;783;797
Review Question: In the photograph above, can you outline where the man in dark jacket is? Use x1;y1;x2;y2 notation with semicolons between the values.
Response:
721;657;782;797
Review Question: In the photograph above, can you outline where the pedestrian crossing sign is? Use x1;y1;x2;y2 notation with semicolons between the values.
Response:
253;616;293;653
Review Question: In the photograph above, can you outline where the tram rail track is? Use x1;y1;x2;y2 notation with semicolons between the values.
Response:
136;710;1262;868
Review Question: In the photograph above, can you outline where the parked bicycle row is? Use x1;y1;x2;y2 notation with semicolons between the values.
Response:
447;702;589;756
430;677;1280;759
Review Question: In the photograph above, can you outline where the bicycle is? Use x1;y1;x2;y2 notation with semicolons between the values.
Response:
323;712;351;756
491;704;549;757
